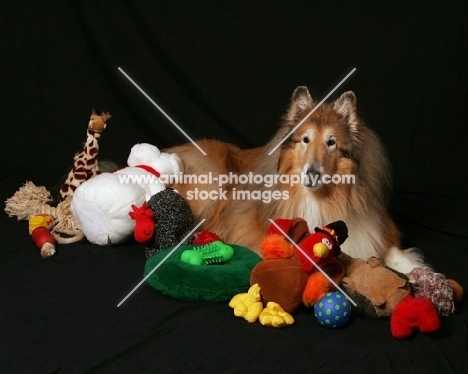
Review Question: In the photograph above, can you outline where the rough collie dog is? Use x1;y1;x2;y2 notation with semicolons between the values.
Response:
166;87;426;274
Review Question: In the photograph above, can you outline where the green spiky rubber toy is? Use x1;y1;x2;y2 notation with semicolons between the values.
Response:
181;241;235;265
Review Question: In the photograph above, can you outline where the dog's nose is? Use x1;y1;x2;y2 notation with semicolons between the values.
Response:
305;167;321;188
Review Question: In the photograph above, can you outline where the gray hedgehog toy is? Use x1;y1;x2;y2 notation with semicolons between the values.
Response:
143;188;194;259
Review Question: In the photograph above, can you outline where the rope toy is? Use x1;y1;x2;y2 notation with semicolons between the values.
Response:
5;181;84;257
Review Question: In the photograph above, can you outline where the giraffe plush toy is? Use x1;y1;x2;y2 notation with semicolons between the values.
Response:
58;110;111;202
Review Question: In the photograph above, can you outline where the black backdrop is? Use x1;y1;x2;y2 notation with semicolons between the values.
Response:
2;1;468;373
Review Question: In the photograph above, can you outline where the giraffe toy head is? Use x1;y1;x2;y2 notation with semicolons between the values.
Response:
89;110;111;132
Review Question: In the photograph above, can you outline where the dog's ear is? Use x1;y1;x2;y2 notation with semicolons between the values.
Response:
333;91;359;136
286;86;315;121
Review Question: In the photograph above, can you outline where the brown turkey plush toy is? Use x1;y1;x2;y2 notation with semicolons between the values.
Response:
250;218;348;317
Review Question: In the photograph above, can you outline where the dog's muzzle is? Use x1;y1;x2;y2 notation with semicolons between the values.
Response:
304;167;321;188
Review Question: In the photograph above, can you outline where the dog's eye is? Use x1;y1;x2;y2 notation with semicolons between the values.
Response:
326;138;336;147
303;137;310;144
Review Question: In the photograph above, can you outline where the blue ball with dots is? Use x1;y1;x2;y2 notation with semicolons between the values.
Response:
314;291;352;328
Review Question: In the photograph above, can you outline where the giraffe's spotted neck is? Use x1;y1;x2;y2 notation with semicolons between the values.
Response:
57;111;110;202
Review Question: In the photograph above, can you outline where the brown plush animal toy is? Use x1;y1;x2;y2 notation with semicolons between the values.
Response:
337;253;412;318
337;253;464;319
254;218;348;309
250;233;308;315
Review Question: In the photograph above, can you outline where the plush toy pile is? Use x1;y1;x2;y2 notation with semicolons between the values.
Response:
4;113;195;260
4;110;113;257
228;217;464;339
230;218;349;328
71;143;183;246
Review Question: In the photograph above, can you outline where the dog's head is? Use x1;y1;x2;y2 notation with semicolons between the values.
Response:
275;87;363;191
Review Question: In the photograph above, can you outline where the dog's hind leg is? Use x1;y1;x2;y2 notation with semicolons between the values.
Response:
384;246;430;274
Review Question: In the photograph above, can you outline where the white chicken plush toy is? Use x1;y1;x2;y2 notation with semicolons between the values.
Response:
71;143;183;245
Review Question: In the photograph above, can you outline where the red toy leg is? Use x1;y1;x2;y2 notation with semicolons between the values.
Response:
417;301;441;333
390;318;413;339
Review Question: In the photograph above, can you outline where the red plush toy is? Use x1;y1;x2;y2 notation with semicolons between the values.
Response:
269;218;348;307
192;230;223;245
390;295;440;339
294;223;345;274
252;218;348;311
129;201;155;244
